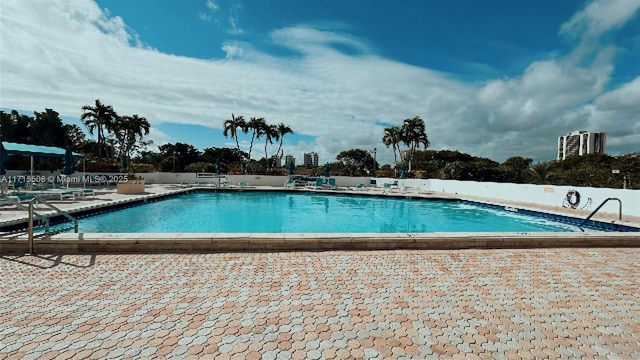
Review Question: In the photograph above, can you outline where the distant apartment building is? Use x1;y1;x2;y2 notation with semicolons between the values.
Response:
303;152;319;167
557;130;606;160
284;154;295;168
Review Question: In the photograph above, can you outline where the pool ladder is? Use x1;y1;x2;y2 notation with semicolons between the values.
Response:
579;198;622;227
1;195;78;254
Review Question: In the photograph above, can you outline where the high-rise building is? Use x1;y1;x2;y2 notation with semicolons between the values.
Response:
303;152;318;167
557;130;606;160
284;154;295;168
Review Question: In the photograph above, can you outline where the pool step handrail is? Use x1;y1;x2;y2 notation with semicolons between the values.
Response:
579;197;622;227
1;195;50;232
34;197;79;234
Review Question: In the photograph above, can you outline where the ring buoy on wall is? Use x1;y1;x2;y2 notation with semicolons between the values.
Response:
565;190;581;209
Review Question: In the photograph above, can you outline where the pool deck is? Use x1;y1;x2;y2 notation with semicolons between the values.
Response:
1;185;639;358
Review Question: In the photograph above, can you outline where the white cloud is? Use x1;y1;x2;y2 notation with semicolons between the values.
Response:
206;0;219;12
0;0;639;165
560;0;640;40
227;16;244;35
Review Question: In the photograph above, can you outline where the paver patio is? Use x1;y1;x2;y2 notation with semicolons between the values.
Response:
1;248;639;359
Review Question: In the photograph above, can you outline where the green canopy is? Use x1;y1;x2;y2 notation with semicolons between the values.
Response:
1;142;84;158
0;142;84;175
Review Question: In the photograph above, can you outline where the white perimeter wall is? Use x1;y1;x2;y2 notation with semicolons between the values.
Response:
373;177;640;218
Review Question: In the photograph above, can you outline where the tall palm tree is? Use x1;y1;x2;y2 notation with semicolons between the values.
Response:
401;116;429;174
63;124;87;150
114;114;151;163
263;124;280;172
274;123;293;158
222;113;247;160
81;99;118;166
382;125;402;177
246;117;266;165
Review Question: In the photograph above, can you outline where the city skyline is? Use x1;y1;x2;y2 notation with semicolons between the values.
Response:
1;0;639;165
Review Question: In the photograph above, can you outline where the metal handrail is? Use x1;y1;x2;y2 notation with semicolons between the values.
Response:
579;197;622;227
36;198;79;233
28;199;35;254
1;194;78;236
2;195;50;231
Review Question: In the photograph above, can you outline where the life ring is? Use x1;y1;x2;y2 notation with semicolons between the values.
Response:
565;190;581;209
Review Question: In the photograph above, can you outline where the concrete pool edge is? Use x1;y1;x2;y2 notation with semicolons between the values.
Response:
1;232;639;254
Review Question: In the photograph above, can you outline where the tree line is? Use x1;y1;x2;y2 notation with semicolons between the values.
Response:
0;105;637;189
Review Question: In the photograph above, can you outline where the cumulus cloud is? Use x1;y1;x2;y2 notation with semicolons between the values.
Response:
0;0;639;164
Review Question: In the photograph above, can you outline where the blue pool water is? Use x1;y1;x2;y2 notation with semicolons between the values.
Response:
69;191;594;233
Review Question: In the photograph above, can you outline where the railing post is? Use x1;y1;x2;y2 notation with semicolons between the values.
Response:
617;198;622;221
27;199;35;255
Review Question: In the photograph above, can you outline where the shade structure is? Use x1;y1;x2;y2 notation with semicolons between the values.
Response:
61;147;75;175
400;163;406;179
1;142;83;158
1;141;84;175
289;162;295;175
324;163;330;178
215;158;220;174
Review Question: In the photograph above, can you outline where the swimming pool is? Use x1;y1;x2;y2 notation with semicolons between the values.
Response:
66;191;604;233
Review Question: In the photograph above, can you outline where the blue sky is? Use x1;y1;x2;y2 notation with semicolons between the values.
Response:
1;0;639;165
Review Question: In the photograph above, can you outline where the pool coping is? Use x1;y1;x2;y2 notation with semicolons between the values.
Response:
1;185;639;254
1;232;639;254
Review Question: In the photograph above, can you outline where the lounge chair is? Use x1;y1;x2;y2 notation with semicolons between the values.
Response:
284;180;295;188
328;178;338;189
384;180;399;189
350;183;365;191
312;178;324;190
0;194;38;207
67;188;95;198
239;181;250;188
220;180;233;187
18;189;75;201
9;181;27;191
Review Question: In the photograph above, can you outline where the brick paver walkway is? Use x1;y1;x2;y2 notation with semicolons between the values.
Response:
1;249;639;359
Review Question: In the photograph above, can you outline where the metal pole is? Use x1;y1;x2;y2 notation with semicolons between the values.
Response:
27;199;35;255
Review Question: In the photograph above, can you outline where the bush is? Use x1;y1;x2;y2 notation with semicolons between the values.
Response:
185;162;215;173
129;163;156;173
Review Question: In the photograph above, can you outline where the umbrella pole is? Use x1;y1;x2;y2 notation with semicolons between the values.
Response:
30;156;34;190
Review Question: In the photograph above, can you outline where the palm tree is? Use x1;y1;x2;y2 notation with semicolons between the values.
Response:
246;117;266;165
263;124;279;172
81;99;119;166
274;123;293;160
401;116;429;174
63;124;87;150
114;114;151;164
222;114;247;164
382;125;402;177
530;161;552;184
